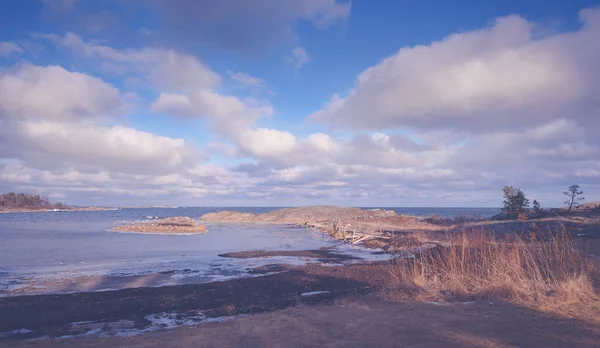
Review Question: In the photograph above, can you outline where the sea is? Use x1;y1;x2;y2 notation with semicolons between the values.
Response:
0;207;499;297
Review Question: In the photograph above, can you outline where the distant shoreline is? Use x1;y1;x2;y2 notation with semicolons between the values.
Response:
0;207;120;214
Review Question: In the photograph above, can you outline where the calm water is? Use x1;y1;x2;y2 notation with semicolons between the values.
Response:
0;207;499;296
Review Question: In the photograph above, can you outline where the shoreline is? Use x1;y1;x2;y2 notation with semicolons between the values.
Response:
0;247;394;298
0;261;386;340
0;207;120;214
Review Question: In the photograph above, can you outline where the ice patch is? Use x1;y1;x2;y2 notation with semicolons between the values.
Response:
0;328;32;338
57;328;103;339
331;244;395;263
145;311;207;330
427;301;476;306
54;312;237;339
300;291;330;297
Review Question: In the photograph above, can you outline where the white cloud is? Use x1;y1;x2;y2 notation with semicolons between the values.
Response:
239;128;298;158
1;120;198;175
0;41;22;57
40;32;220;92
289;46;311;70
0;64;126;122
41;32;276;138
310;9;600;131
149;93;195;116
0;63;201;177
150;91;274;138
227;71;265;88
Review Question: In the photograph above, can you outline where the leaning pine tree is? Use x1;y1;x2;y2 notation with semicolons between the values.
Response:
564;184;584;212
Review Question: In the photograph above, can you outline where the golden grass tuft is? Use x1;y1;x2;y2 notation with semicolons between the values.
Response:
385;229;598;309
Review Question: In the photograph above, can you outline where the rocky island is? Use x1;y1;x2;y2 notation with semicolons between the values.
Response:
111;217;207;234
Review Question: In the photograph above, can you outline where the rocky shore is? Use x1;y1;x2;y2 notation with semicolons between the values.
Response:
201;205;600;251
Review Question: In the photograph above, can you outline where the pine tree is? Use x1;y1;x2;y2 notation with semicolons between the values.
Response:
564;185;584;212
502;186;530;219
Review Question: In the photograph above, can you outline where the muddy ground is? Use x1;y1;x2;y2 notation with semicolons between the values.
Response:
0;261;392;340
3;295;600;348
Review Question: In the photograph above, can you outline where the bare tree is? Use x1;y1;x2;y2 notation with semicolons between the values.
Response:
564;184;584;212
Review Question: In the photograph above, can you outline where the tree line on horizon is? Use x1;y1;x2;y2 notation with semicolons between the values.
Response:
501;184;587;220
0;192;63;208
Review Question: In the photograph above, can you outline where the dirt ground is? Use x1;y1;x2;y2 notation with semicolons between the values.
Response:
5;295;600;348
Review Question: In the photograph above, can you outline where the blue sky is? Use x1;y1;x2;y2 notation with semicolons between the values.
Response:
0;0;599;207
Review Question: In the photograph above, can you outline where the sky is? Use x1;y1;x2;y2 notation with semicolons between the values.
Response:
0;0;599;207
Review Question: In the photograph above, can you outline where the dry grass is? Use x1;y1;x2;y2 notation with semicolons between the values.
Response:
385;229;598;312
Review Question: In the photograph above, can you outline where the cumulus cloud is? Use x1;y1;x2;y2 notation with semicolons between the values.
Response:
0;42;22;57
150;91;274;137
288;46;311;70
0;64;127;122
0;62;240;206
310;8;600;132
0;121;198;174
39;32;220;92
239;128;298;159
39;33;276;139
0;64;202;177
227;71;265;89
